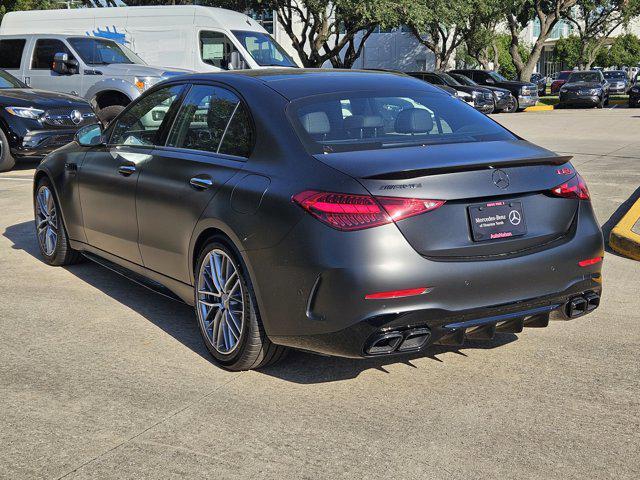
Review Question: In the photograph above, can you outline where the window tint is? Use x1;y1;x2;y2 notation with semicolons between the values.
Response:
0;70;25;89
232;30;296;67
200;31;240;70
68;38;143;66
110;85;184;146
218;102;253;157
32;39;74;70
167;85;244;155
291;91;515;154
0;39;26;69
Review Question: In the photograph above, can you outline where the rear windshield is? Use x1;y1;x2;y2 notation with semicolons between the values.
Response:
289;91;516;154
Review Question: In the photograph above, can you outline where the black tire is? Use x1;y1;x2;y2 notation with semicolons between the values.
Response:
0;128;16;172
96;104;125;127
194;239;287;371
34;178;83;266
502;96;518;113
604;95;610;106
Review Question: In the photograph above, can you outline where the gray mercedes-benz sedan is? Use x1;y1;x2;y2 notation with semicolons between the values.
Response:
33;70;604;370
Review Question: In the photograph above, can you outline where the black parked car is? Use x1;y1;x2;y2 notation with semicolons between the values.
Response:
450;69;538;111
0;69;96;172
407;71;494;113
629;82;640;107
558;70;610;108
449;72;516;113
530;73;547;96
34;70;603;371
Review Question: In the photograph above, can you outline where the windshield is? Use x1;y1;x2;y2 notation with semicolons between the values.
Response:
567;72;601;83
232;30;296;67
603;71;625;80
451;73;478;86
558;71;571;80
0;70;25;88
438;72;462;86
289;91;515;154
68;38;145;65
489;71;507;82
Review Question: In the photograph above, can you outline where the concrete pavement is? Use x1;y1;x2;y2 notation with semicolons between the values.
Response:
0;108;638;479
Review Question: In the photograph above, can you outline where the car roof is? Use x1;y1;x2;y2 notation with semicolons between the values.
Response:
179;68;443;101
0;33;112;41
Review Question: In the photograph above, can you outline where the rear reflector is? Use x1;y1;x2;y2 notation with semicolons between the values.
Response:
365;287;430;300
578;256;602;267
550;174;590;200
292;190;444;231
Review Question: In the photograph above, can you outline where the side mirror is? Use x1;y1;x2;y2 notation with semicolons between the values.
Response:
485;78;495;84
52;52;79;75
75;123;105;147
229;51;246;70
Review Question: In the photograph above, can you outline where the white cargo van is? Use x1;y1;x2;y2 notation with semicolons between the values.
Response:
0;6;298;72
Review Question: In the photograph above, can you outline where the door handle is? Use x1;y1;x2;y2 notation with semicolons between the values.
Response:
118;165;136;176
190;176;214;190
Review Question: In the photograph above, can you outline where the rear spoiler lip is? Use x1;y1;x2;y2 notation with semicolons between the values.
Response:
362;155;574;180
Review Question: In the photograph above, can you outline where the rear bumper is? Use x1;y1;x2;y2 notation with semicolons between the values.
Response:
270;279;602;358
247;201;604;357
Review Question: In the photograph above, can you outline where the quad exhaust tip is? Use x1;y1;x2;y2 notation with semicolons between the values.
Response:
567;291;600;318
366;328;431;355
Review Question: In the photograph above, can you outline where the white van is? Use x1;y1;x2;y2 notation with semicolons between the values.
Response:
0;5;298;72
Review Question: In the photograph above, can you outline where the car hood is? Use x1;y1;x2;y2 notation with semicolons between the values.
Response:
85;63;192;78
0;88;89;108
562;82;602;91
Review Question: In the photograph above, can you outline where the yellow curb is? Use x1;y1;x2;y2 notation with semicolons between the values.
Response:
524;105;555;112
609;99;627;105
609;197;640;261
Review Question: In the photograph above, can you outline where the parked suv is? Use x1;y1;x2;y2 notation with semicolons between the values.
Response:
450;69;538;111
0;35;189;124
449;72;516;113
0;69;95;171
407;71;495;113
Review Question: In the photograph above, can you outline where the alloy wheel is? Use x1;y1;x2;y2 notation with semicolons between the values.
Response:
196;248;245;354
35;186;58;256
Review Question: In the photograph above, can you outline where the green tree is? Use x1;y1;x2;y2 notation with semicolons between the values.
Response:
505;0;579;81
460;0;508;70
495;33;530;79
562;0;640;69
272;0;398;68
554;35;582;68
399;0;473;70
596;33;640;67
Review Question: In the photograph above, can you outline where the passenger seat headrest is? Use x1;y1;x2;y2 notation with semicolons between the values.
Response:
300;111;331;135
395;108;434;134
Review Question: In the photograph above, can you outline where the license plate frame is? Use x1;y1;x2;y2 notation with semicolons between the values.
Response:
468;200;527;242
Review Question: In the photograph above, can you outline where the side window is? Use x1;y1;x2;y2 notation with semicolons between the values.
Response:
167;85;251;157
32;39;74;70
218;102;253;157
0;39;26;69
200;31;240;70
110;85;185;146
425;75;444;85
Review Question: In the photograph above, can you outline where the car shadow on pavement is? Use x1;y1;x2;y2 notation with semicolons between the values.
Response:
601;185;640;255
4;220;518;383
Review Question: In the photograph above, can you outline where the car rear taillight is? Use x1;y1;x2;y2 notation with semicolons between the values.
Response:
365;287;431;300
550;174;590;200
292;190;444;231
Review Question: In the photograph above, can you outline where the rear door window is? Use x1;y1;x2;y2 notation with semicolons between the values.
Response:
31;39;74;70
0;39;26;69
167;84;253;158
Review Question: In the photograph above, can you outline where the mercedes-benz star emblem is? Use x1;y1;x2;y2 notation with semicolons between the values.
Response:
509;210;522;226
70;110;83;125
492;169;510;189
